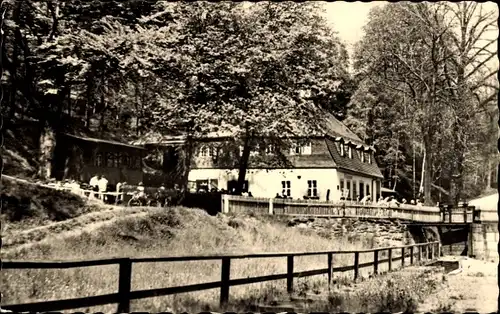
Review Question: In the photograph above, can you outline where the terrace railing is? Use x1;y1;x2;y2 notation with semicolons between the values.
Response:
2;242;440;313
222;195;477;224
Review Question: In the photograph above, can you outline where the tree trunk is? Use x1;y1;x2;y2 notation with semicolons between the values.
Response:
236;136;252;195
485;158;492;190
38;123;57;180
177;136;194;203
423;146;432;206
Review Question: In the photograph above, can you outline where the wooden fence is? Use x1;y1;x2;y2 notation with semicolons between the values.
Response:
2;242;440;313
222;195;476;224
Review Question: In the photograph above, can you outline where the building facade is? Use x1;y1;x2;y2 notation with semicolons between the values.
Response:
186;112;384;202
53;133;145;185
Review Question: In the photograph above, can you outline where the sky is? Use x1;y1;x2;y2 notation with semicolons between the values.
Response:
321;1;499;70
322;1;383;55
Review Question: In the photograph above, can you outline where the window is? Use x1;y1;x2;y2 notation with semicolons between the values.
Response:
239;146;244;156
115;153;121;167
302;142;312;155
122;154;130;168
376;180;381;198
361;151;365;163
106;153;115;168
346;181;351;199
368;153;372;164
348;146;352;158
95;153;103;167
366;184;370;196
265;144;274;155
352;181;357;199
135;157;141;169
281;181;291;197
340;143;345;156
307;180;317;197
200;146;207;157
359;183;364;199
340;179;344;191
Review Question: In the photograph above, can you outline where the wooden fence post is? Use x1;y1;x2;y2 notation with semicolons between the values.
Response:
287;255;294;293
268;198;274;215
117;258;132;313
410;246;414;265
431;243;435;260
418;245;422;262
354;252;359;280
220;257;231;307
401;248;405;268
388;248;392;271
373;250;379;275
437;242;441;258
327;253;333;285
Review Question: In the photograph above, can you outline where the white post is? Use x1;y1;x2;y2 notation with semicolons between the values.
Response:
222;194;230;213
269;198;274;215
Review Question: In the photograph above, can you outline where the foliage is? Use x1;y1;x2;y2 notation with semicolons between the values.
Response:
348;2;498;203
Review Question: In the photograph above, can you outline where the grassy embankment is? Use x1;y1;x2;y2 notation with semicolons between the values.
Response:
3;203;443;313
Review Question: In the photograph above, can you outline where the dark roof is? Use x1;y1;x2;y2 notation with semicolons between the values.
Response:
325;138;384;178
130;110;372;149
63;133;146;150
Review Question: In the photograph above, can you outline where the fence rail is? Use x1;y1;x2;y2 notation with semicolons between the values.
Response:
222;195;477;224
2;242;440;312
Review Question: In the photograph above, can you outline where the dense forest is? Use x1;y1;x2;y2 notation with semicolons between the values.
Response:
1;1;497;205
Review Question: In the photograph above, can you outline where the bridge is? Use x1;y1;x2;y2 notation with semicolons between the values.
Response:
221;195;498;260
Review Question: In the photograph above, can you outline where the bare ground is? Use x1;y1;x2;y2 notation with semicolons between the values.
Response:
417;256;498;312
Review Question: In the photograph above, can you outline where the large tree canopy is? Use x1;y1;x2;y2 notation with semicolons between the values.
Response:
348;2;498;204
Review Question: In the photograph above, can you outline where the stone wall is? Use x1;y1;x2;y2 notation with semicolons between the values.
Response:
286;217;415;248
471;222;499;261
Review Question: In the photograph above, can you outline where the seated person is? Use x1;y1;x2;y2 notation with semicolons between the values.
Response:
360;194;371;205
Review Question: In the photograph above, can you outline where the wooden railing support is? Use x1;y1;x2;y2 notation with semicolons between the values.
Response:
117;258;132;313
373;250;379;275
410;246;414;265
431;243;435;259
327;253;333;285
401;247;405;267
418;245;422;262
287;255;294;293
220;257;231;307
388;248;392;271
354;252;359;280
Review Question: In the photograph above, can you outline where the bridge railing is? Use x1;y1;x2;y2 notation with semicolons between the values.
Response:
222;195;472;223
2;241;440;313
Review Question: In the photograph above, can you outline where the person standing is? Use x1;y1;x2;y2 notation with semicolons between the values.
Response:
98;175;109;202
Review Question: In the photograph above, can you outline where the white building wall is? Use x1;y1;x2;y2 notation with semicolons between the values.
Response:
188;168;340;201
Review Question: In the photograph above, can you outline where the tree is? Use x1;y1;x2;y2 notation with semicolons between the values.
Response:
351;2;498;205
137;2;351;194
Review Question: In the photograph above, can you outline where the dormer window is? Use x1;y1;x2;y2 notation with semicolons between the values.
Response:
200;146;207;157
302;141;312;155
368;152;372;164
265;144;274;155
340;143;345;156
290;141;312;155
348;146;352;158
360;150;365;162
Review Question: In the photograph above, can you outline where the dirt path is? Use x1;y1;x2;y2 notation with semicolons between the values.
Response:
2;205;152;255
417;256;498;312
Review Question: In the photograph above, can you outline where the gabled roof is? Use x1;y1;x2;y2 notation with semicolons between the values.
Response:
63;133;146;150
325;138;384;179
133;110;371;149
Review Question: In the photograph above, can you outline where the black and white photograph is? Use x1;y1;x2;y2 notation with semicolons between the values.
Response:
0;1;498;313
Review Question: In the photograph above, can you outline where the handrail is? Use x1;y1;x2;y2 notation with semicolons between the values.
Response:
3;241;441;312
2;242;439;267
